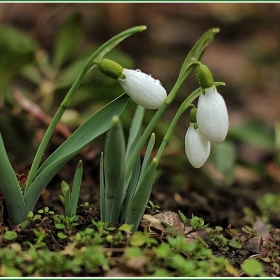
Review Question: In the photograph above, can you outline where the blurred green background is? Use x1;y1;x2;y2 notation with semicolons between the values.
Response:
0;2;279;192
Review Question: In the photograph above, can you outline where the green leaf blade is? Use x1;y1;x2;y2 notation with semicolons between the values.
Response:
139;133;155;178
0;134;27;224
65;189;72;217
119;154;141;224
125;158;158;231
126;105;145;159
38;93;129;175
24;94;129;213
104;116;126;223
70;160;83;216
100;152;105;222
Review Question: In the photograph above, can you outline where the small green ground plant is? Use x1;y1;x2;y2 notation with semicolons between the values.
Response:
0;211;240;277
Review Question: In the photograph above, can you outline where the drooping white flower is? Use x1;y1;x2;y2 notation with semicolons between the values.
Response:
118;69;167;109
185;123;211;168
196;86;229;145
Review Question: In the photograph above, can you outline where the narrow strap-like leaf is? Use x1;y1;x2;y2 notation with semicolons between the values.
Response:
126;105;145;161
120;133;155;223
139;133;155;179
125;158;158;232
37;94;129;175
119;153;141;223
70;160;83;217
24;94;129;213
0;133;27;224
64;186;71;217
92;25;147;64
100;152;105;222
104;116;126;223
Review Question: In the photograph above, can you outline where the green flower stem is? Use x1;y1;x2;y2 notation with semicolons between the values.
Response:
156;88;201;161
25;25;147;191
125;75;187;180
126;27;222;175
25;64;93;192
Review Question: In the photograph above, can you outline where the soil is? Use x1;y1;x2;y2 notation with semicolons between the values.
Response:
0;2;280;277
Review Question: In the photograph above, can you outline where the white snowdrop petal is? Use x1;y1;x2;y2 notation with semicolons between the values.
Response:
118;69;167;109
196;87;229;144
185;123;211;168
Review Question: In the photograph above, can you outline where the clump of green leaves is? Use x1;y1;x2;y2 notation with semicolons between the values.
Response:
190;214;208;230
54;214;79;239
0;241;109;276
207;225;242;252
123;232;233;277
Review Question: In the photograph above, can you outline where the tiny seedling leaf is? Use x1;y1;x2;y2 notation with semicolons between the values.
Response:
3;231;18;241
61;180;70;197
228;237;241;249
57;232;68;239
241;258;264;277
178;210;187;224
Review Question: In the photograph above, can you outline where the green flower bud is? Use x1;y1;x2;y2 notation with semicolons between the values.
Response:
98;58;124;79
196;64;214;89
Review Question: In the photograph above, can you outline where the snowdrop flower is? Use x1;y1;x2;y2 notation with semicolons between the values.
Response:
98;58;167;109
185;122;211;168
185;108;211;168
196;87;228;145
118;69;167;109
196;64;229;145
